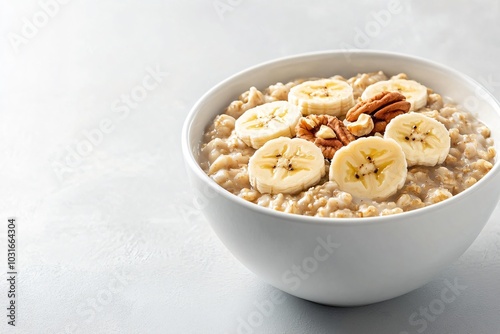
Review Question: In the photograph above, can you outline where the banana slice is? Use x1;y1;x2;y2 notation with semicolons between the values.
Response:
248;137;325;194
384;113;450;166
288;78;354;116
329;137;407;200
235;101;302;149
361;79;427;111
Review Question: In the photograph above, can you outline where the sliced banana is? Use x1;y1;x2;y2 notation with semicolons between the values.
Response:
288;78;354;116
248;137;325;194
235;101;302;149
361;79;427;111
329;137;407;200
384;113;450;166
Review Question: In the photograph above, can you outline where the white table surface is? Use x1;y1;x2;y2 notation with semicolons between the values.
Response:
1;1;500;333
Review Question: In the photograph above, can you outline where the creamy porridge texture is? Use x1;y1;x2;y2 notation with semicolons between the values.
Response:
200;72;496;218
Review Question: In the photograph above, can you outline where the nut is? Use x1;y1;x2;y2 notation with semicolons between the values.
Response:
345;113;374;137
315;125;337;139
296;115;355;159
346;91;411;135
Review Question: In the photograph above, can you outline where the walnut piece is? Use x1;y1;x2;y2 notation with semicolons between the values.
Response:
296;115;355;159
346;91;410;135
316;125;337;139
345;113;374;137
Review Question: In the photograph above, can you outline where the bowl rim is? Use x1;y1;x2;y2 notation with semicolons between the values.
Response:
181;49;500;226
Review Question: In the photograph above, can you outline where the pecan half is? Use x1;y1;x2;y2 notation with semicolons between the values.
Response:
345;91;410;135
296;115;355;159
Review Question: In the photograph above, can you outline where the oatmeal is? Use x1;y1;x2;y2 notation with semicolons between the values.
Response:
199;72;496;218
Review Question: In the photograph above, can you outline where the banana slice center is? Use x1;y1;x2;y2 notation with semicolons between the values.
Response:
347;150;393;188
379;83;414;97
261;146;313;179
307;84;344;98
358;160;378;176
247;107;287;129
402;122;436;149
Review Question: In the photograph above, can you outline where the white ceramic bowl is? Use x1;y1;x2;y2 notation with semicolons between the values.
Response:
182;50;500;306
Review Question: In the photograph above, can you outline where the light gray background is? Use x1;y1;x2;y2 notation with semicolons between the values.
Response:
1;1;500;333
